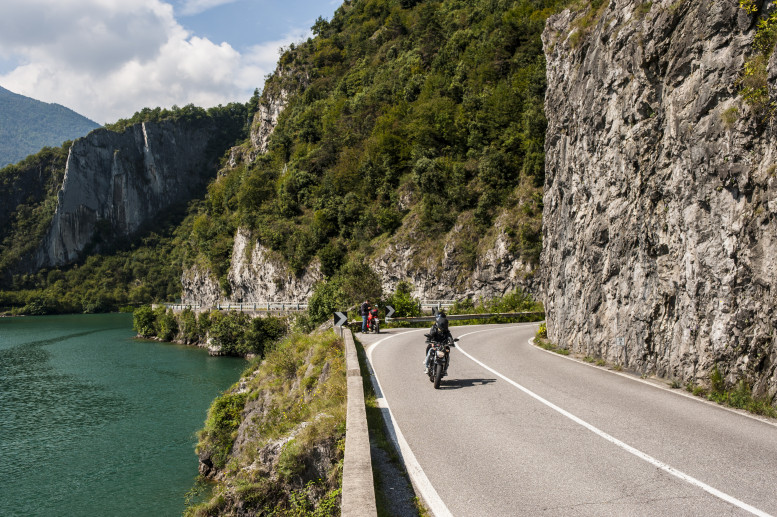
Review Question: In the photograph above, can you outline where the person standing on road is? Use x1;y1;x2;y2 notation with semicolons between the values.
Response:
360;299;370;333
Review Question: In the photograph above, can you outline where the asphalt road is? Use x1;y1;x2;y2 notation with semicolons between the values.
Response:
360;323;777;517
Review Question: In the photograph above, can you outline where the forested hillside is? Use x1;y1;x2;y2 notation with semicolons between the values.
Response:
0;86;100;167
0;0;563;314
0;104;248;314
184;0;561;295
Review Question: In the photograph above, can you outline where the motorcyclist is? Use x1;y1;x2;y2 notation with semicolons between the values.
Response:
423;311;453;375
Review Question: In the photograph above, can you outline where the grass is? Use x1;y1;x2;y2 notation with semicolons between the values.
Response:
187;331;347;516
533;335;571;356
682;366;777;418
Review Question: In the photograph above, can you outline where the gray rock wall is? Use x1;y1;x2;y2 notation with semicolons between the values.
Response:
35;119;223;268
182;217;535;306
541;0;777;400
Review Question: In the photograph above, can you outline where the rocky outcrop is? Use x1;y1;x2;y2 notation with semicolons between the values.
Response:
34;118;230;268
251;85;289;155
228;66;309;169
182;215;535;306
182;229;323;305
229;229;323;302
373;214;537;301
541;0;777;400
181;264;222;307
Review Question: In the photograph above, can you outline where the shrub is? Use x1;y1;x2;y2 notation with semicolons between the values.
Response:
150;307;179;341
308;280;348;325
180;308;201;344
385;281;421;317
199;392;248;470
210;312;249;355
244;316;288;356
133;305;157;337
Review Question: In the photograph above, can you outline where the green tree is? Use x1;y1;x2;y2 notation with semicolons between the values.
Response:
133;305;156;337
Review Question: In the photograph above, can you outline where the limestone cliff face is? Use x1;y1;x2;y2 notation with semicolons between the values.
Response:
541;0;777;400
228;66;309;168
34;119;224;268
372;214;537;301
183;218;534;306
182;229;323;305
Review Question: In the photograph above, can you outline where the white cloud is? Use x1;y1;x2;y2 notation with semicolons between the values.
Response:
178;0;238;16
0;0;307;124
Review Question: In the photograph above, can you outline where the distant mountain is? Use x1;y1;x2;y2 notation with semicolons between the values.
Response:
0;85;101;167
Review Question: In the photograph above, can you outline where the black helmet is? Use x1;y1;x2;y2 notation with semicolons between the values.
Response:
435;312;448;332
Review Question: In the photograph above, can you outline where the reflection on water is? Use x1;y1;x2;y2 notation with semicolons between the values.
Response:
0;314;245;517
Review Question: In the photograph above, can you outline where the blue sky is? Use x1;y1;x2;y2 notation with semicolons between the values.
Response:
0;0;340;124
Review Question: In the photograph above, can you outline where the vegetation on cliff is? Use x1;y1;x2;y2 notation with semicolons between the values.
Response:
1;0;563;316
0;144;70;282
184;0;561;294
134;305;289;357
188;331;346;516
739;0;777;118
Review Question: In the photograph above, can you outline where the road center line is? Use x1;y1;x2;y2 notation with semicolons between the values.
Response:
455;327;773;517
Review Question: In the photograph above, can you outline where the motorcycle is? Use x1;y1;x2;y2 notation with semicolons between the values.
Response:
367;308;380;333
424;335;458;389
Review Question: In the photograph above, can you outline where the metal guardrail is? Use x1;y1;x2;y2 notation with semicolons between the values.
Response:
386;311;545;323
163;300;451;314
163;302;308;312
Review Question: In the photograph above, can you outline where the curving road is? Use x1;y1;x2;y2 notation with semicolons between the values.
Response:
360;323;777;517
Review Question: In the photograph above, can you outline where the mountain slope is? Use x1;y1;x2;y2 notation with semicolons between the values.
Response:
181;0;562;305
0;0;560;314
0;86;100;167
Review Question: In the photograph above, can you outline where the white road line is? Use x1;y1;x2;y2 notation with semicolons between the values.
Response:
527;336;777;430
455;327;774;517
366;330;454;517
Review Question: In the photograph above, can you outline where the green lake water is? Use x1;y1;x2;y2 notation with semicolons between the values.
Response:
0;313;246;516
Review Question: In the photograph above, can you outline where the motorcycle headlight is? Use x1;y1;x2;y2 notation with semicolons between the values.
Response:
436;350;445;358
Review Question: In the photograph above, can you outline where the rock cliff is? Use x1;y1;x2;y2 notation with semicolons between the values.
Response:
182;218;535;305
541;0;777;400
34;119;229;268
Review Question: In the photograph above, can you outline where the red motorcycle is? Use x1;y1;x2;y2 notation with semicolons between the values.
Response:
367;308;380;333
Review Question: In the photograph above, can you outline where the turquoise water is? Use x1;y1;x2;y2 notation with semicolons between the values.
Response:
0;313;246;517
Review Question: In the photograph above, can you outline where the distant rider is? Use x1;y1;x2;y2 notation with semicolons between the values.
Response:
360;299;370;333
424;311;453;375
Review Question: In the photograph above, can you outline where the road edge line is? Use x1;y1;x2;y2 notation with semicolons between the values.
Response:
526;336;777;430
365;330;454;517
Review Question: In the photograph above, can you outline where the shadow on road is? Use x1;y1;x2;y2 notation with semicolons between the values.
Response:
439;378;497;390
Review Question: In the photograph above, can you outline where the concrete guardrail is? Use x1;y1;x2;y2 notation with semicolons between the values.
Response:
335;325;377;517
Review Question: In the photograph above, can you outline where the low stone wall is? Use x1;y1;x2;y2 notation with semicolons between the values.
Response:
336;326;377;517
